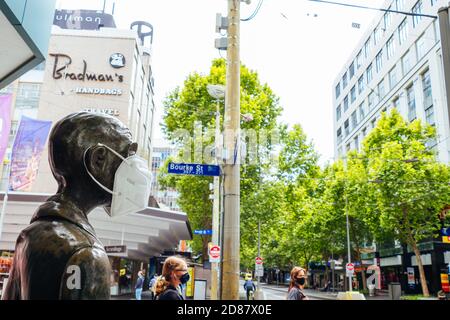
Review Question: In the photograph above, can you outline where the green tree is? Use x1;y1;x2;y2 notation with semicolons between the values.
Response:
362;109;450;297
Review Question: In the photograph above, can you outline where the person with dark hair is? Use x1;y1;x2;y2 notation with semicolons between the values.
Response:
287;267;309;300
2;112;151;300
154;256;189;300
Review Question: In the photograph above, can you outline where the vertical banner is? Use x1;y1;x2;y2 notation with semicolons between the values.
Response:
9;116;52;191
0;95;12;163
185;267;195;298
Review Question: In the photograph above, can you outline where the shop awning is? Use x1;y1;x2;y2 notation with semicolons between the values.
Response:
0;192;193;261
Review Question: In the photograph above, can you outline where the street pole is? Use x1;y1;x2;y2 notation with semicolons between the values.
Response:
438;6;450;133
211;100;221;300
345;195;352;292
221;0;240;300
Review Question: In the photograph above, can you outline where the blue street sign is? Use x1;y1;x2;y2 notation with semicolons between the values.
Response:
168;162;220;177
442;227;450;236
194;229;213;235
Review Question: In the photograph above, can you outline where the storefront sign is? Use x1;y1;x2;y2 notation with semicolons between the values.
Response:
75;87;123;96
443;236;450;244
50;54;124;83
83;108;120;116
110;53;125;69
441;273;449;293
54;9;116;30
119;269;126;276
104;245;127;254
407;267;415;285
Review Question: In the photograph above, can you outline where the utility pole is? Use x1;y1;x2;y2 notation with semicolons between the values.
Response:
345;195;352;292
221;0;241;300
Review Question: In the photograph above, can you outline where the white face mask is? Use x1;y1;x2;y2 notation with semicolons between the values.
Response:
83;143;152;217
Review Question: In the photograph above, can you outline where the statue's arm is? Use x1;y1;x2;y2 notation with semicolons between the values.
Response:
59;246;111;300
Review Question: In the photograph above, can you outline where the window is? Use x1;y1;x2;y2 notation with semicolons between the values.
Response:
349;62;355;79
336;83;341;98
351;86;356;103
359;102;366;120
376;50;383;73
342;72;348;88
378;80;385;99
384;8;392;30
337;128;343;144
367;64;373;83
416;35;426;60
336;105;342;120
354;135;359;151
396;0;405;11
351;111;358;129
412;1;423;28
362;127;367;138
407;85;416;121
356;50;362;69
358;75;365;94
393;97;400;109
364;37;372;58
346;143;351;152
386;36;395;60
368;91;376;110
402;50;412;75
371;118;377;128
389;65;398;89
14;83;41;121
344;95;349;111
374;26;381;46
344;120;350;137
398;19;407;45
425;106;435;125
422;69;433;108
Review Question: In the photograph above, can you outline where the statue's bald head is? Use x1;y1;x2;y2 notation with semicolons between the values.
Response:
49;112;133;195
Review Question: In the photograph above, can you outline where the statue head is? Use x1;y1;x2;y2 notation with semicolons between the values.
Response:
48;112;137;209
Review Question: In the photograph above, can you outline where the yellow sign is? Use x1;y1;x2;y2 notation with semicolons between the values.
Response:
185;267;195;297
119;268;126;276
443;236;450;244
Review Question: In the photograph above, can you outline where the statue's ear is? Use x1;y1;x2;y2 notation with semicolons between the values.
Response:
87;145;108;174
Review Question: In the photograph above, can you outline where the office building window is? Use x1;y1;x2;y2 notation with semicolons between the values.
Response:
407;85;416;121
362;127;367;138
371;118;377;128
351;111;358;129
336;105;342;120
396;0;405;10
356;50;362;69
393;97;400;109
425;106;435;125
416;35;426;60
398;19;407;45
376;50;383;73
422;69;433;108
378;80;385;99
367;63;373;83
343;72;348;88
354;135;359;151
346;143;351;153
349;62;355;79
359;102;366;120
384;8;392;30
336;83;341;98
402;50;412;75
358;75;365;94
14;83;41;121
351;86;356;103
374;26;382;46
368;91;376;110
386;36;395;60
344;120;350;137
337;127;342;144
412;1;423;28
344;95;349;111
389;65;398;89
364;37;372;58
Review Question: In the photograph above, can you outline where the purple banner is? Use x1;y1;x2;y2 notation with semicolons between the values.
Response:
9;116;52;191
0;95;12;164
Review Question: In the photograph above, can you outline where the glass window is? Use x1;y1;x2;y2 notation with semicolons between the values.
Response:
342;72;348;88
364;37;372;58
416;35;426;60
367;64;373;83
371;118;377;129
425;106;435;125
344;120;350;136
402;50;412;75
378;80;385;99
376;50;383;73
422;69;433;108
337;128;342;144
358;75;365;94
407;85;416;121
374;26;381;46
13;83;41;121
351;86;356;103
362;127;367;138
412;1;423;28
349;62;355;79
359;102;366;120
398;19;407;45
335;83;341;98
389;65;398;89
346;143;351;152
386;36;395;60
344;95;349;111
396;0;405;11
368;91;376;110
356;50;362;69
351;111;358;129
393;97;400;109
336;105;342;120
354;135;359;152
384;7;392;30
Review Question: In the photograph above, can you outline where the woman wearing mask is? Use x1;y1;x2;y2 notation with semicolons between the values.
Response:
287;267;309;300
154;256;190;300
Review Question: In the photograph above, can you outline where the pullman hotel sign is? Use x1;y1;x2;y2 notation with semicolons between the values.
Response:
54;9;116;30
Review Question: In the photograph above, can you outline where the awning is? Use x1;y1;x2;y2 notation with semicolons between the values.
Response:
0;192;192;261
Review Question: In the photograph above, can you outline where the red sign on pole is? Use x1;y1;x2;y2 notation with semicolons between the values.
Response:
255;257;263;265
209;245;221;259
346;263;354;274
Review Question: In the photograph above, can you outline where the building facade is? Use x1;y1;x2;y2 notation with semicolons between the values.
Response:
333;0;450;164
332;0;450;295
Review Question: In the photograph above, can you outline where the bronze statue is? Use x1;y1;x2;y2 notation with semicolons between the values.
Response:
2;112;138;300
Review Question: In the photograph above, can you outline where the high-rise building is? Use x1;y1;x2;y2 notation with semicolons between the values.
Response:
333;0;449;164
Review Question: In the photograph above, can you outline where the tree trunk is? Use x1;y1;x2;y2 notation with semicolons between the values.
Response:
411;241;430;297
350;220;367;290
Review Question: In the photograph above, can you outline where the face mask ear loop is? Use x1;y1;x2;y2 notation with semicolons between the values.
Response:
83;145;116;195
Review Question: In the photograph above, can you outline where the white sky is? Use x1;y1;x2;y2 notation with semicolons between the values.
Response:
56;0;385;165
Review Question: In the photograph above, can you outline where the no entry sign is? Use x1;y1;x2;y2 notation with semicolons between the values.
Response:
209;245;221;263
255;257;263;265
346;263;355;275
